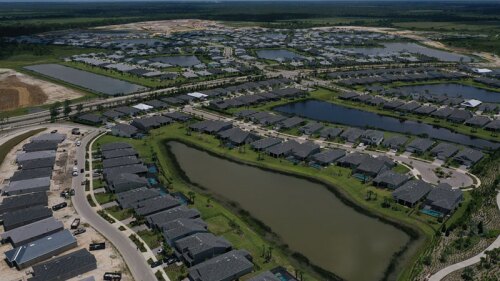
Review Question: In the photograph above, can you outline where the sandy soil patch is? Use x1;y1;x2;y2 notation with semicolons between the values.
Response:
0;126;131;281
0;69;84;111
96;19;224;35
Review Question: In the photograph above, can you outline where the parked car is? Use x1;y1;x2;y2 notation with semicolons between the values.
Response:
72;171;78;176
76;140;81;146
103;272;122;281
50;130;58;134
163;255;178;265
71;218;81;229
89;242;106;251
72;128;80;135
73;228;86;236
150;260;163;268
52;202;67;211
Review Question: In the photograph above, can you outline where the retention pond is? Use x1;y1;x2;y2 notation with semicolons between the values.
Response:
167;141;421;281
274;100;499;150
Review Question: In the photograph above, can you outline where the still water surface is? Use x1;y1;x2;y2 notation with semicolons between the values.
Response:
168;141;415;281
274;100;499;150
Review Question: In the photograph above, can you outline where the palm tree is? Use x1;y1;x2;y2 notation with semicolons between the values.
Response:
187;191;196;204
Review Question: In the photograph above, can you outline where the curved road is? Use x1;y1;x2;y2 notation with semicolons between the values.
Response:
428;191;500;281
72;129;157;281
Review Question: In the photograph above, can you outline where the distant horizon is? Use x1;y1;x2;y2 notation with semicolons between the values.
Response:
1;0;500;2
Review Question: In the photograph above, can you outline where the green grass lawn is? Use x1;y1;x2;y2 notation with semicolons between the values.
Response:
393;164;411;174
105;206;133;221
137;229;163;249
94;192;116;205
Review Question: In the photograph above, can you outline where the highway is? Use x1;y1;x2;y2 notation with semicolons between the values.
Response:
72;129;158;281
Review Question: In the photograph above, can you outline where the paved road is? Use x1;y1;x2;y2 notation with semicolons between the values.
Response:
1;74;256;131
428;191;500;281
72;130;157;281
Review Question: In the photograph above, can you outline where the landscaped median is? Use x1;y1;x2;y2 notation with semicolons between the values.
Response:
95;122;474;281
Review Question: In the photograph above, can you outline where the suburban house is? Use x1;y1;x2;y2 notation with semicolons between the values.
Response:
75;113;103;126
188;250;254;281
173;232;232;266
0;217;63;247
392;180;432;207
3;177;51;195
106;172;149;193
340;128;364;143
310;149;346;166
320;127;343;139
163;218;208;245
0;192;48;219
299;122;324;135
337;152;370;169
190;120;233;134
277;117;305;130
4;230;77;269
484;119;500;132
373;170;411;190
164;112;192;122
101;148;138;159
406;138;435;154
453;148;484;167
116;187;161;209
147;205;201;229
382;136;408;150
354;157;394;179
422;184;463;216
217;127;260;146
131;115;172;131
27;249;97;281
360;130;384;146
111;123;139;138
430;143;459;160
133;195;181;217
2;206;52;231
250;137;282;151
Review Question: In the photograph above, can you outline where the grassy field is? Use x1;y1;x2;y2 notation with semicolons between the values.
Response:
0;128;46;163
95;122;473;280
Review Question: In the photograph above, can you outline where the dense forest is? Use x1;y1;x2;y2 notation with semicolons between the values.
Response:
1;1;500;36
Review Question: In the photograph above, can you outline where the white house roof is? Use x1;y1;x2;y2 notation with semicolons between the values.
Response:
461;99;482;108
132;103;154;111
187;92;208;99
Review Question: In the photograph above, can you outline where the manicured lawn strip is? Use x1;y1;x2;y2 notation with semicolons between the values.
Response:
94;192;116;205
106;206;133;221
137;229;163;249
93;179;104;189
0;128;45;164
129;234;147;252
86;194;96;207
393;164;411;174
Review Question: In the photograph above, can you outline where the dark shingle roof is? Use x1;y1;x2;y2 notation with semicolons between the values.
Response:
392;180;432;205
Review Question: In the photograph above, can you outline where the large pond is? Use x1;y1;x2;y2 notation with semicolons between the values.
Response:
274;100;499;150
395;83;500;103
349;42;471;62
24;64;147;96
151;55;201;67
167;141;418;281
256;49;304;61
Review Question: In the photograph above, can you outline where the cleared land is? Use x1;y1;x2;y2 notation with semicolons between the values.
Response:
0;69;83;111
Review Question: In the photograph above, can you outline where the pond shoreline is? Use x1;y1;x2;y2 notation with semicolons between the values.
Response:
161;137;428;281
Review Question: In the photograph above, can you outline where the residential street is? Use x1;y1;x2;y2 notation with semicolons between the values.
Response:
71;129;158;281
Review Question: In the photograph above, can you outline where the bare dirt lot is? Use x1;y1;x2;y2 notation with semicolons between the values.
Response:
96;19;224;35
0;69;84;111
0;126;132;281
